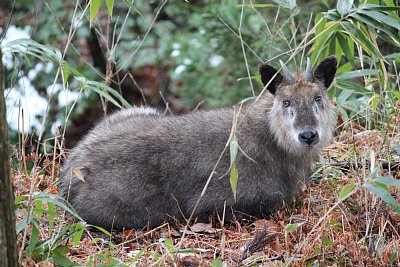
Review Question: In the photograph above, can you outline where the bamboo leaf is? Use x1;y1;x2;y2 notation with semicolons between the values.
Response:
52;254;81;267
230;135;239;202
374;177;400;188
364;184;400;214
237;4;277;8
230;135;238;165
16;217;33;235
72;222;85;246
75;77;130;108
85;80;131;108
335;79;373;94
61;61;70;86
105;0;114;17
340;21;379;56
337;33;355;67
359;3;400;12
315;13;327;36
230;163;238;202
35;199;43;218
336;69;379;79
90;225;112;236
48;202;55;233
337;0;354;16
310;30;336;63
338;183;356;200
2;38;62;63
122;0;144;18
32;193;84;221
358;9;400;33
26;219;40;258
90;0;102;27
351;13;400;45
285;222;306;232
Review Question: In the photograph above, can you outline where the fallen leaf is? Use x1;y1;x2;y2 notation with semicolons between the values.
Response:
72;167;85;182
123;229;135;237
269;239;284;254
190;223;217;234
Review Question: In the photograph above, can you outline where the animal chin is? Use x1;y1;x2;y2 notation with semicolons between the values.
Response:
299;141;318;149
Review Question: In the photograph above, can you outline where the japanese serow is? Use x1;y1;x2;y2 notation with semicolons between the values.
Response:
59;56;337;230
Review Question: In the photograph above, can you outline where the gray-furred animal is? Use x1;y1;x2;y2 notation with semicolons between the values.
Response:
59;56;338;230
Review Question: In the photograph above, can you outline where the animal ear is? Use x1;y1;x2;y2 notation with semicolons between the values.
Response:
259;64;283;95
313;56;337;88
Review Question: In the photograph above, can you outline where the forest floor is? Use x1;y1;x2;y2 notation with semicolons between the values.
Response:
13;113;400;266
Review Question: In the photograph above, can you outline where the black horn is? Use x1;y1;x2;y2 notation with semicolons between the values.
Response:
279;60;294;85
305;57;313;81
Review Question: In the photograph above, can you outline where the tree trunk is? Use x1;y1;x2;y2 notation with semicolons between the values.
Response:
0;49;18;266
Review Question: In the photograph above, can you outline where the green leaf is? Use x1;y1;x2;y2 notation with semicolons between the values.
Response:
229;135;239;201
337;90;353;103
32;193;84;221
122;0;144;18
359;3;400;12
230;135;238;165
323;237;334;249
364;183;400;214
337;0;354;16
338;183;356;200
211;259;228;267
2;38;62;63
272;0;296;10
358;10;400;33
16;216;33;234
336;69;379;79
370;165;380;179
340;21;379;57
75;77;131;108
237;4;277;8
315;13;327;36
72;222;85;246
61;61;70;86
384;53;400;61
105;0;114;17
90;225;112;236
351;13;400;45
129;248;145;263
285;222;305;232
230;163;238;202
90;0;102;27
35;199;43;218
311;30;335;64
14;195;27;206
337;34;354;67
26;219;40;258
374;177;400;188
48;202;55;233
52;254;81;267
335;79;373;95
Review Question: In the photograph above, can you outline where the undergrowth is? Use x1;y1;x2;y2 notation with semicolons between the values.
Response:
2;0;400;266
12;116;400;266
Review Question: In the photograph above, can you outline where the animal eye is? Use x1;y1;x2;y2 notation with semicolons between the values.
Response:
315;96;322;103
282;100;290;107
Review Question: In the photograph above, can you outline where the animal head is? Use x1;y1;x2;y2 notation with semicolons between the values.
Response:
259;56;337;153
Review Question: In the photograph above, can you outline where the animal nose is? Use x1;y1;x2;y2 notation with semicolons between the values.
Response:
298;131;319;145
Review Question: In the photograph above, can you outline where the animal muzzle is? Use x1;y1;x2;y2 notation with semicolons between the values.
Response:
298;130;319;146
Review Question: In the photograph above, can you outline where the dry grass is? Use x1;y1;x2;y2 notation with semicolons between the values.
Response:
12;107;400;266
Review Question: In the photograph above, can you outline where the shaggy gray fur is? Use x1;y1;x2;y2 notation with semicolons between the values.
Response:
59;57;337;230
